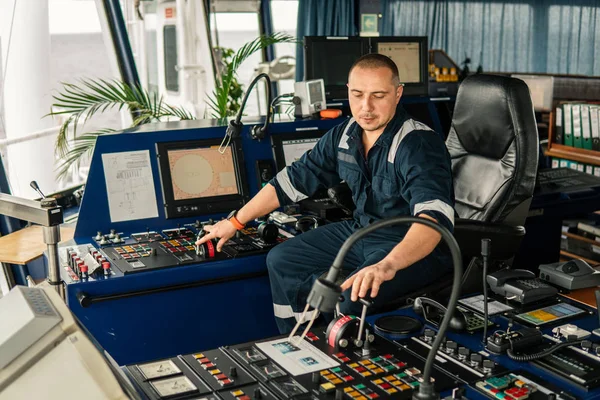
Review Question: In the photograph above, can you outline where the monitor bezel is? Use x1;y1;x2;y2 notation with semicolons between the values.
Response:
304;36;369;100
156;138;249;219
370;36;429;97
271;131;327;172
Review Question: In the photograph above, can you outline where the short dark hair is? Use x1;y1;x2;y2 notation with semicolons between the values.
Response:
348;53;400;86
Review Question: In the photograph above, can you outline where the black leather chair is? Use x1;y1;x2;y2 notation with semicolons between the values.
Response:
380;74;540;310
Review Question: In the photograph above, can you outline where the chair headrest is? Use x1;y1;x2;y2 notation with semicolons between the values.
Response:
451;74;534;160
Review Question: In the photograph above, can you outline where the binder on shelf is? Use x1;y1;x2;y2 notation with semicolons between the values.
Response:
591;105;600;151
554;106;563;145
563;103;573;146
581;104;593;150
560;159;569;168
586;164;595;175
572;104;583;148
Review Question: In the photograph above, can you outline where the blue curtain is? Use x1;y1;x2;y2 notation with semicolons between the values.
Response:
381;0;600;76
295;0;358;81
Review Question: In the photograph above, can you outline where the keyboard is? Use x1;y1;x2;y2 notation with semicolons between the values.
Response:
536;168;600;194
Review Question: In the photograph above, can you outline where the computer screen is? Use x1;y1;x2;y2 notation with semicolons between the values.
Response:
372;36;428;96
271;131;327;172
304;36;429;99
512;74;554;111
156;138;249;219
377;42;421;83
304;37;366;100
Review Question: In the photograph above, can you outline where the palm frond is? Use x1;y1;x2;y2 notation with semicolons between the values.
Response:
49;78;195;177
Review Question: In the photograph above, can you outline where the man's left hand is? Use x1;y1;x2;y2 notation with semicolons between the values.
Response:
340;260;397;302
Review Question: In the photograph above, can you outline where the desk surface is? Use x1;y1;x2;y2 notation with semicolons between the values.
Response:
0;226;74;265
561;286;599;308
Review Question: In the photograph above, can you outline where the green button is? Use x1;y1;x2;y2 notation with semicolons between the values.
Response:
371;357;382;362
331;367;342;373
355;384;366;390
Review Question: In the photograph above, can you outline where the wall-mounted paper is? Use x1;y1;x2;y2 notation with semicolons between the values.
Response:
102;150;159;222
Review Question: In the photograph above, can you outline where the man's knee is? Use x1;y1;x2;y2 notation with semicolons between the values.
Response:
266;240;289;273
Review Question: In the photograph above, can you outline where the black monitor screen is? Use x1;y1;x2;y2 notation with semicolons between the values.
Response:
305;37;365;99
377;42;421;83
271;131;326;172
156;138;249;219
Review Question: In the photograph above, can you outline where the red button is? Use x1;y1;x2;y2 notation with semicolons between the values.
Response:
239;396;251;400
335;352;346;357
341;357;350;362
343;376;354;381
216;373;227;380
368;394;379;399
220;379;233;385
382;354;393;359
355;366;366;372
380;383;391;389
199;358;210;364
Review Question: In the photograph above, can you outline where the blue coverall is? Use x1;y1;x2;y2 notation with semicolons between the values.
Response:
268;106;455;334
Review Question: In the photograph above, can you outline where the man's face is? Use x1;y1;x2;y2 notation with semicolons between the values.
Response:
347;66;402;134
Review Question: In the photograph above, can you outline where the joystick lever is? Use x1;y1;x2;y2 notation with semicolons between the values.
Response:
354;298;372;347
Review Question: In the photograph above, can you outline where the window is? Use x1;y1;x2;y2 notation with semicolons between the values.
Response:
163;25;179;93
211;12;263;116
271;1;299;95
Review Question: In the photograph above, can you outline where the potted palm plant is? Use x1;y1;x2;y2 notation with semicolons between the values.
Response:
49;32;296;179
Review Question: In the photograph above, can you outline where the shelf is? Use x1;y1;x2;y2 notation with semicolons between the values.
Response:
559;250;598;265
546;108;600;167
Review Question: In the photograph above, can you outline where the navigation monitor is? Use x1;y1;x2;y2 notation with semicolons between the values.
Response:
271;131;327;172
304;36;367;100
372;36;428;96
156;138;249;219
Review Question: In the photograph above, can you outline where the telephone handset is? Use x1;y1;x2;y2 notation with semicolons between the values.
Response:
413;297;467;331
486;269;558;304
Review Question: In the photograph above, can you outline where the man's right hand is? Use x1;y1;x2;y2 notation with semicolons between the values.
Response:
195;220;238;252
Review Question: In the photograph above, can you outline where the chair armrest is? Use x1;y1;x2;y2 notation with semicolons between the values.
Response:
454;219;526;261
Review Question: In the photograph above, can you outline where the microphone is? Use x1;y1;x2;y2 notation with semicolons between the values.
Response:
219;73;272;152
30;181;46;199
297;216;463;400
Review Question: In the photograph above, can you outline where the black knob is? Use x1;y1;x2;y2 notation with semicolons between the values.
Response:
254;388;262;399
582;340;593;351
458;347;470;358
312;371;321;384
229;366;238;377
152;248;157;256
446;341;457;352
470;354;483;366
482;360;495;371
258;223;279;244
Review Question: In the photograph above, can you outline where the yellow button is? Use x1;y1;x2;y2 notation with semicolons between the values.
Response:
399;384;411;391
323;374;335;381
366;364;376;370
330;378;343;385
361;371;372;377
320;383;336;392
320;370;330;375
389;381;401;387
373;368;384;374
356;396;368;400
193;353;205;359
344;387;354;393
348;363;359;368
359;360;372;365
209;369;221;375
386;388;398;394
231;390;244;397
515;380;526;388
372;379;384;385
348;391;360;398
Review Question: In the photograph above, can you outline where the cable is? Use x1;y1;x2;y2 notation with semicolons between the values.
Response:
481;239;491;344
507;339;584;362
303;216;462;400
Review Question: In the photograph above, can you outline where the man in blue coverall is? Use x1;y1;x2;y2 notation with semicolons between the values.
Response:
197;54;455;334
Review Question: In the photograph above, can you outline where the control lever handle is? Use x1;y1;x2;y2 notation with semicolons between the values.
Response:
30;180;46;199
